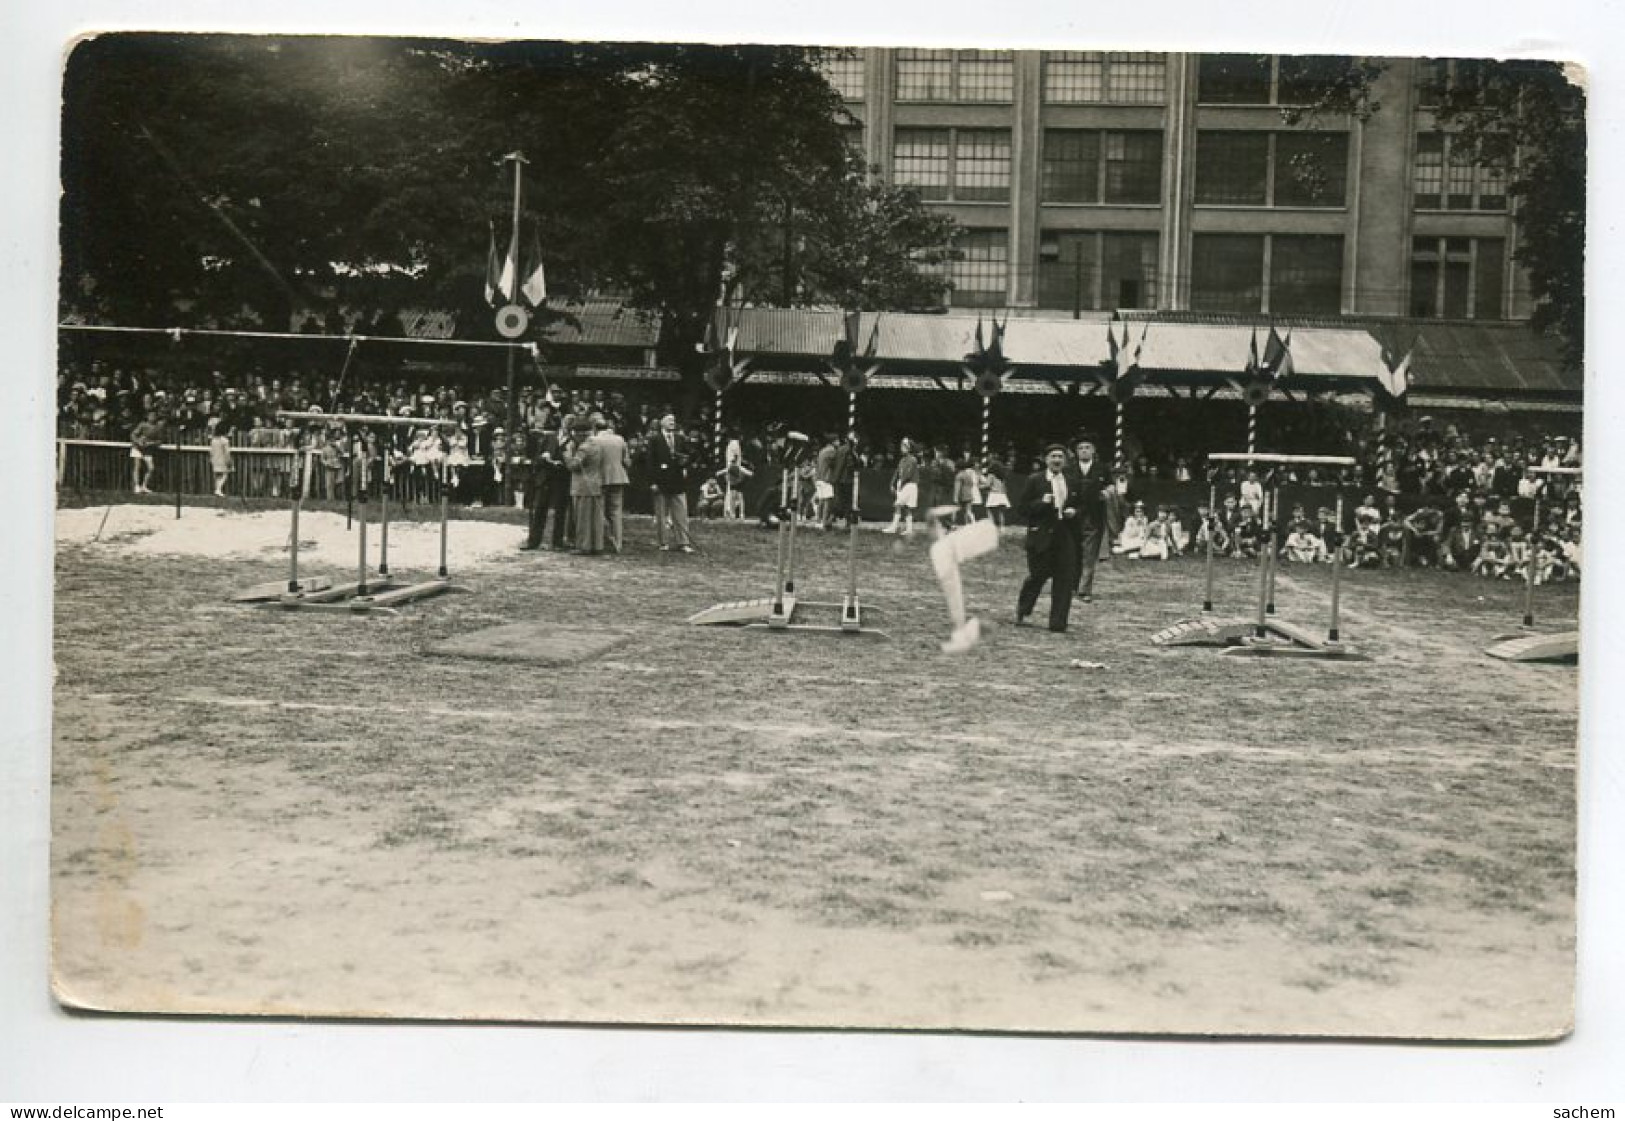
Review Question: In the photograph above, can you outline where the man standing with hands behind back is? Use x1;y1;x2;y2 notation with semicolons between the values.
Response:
1071;435;1110;604
593;412;631;554
1017;443;1082;634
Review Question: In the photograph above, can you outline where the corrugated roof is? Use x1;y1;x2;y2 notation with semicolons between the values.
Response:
1134;323;1388;381
1408;323;1576;395
540;299;661;348
728;308;1115;368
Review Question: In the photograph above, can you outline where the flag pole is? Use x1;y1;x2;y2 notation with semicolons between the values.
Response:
503;151;526;460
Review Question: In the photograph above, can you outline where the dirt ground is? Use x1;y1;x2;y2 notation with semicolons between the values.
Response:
50;499;1579;1038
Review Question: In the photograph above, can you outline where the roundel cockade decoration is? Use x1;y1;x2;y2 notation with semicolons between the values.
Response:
1107;374;1138;406
974;369;1004;399
494;304;530;339
704;355;734;393
840;365;870;394
1242;377;1273;409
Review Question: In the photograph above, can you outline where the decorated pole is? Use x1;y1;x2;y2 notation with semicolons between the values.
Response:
1328;491;1345;643
502;151;526;448
1247;402;1259;458
1523;489;1543;628
1115;398;1128;473
1202;475;1217;613
846;390;861;608
717;388;729;519
981;394;992;466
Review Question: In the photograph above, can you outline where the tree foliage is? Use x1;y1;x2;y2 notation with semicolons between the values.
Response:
1422;59;1586;370
59;36;958;376
1284;56;1586;370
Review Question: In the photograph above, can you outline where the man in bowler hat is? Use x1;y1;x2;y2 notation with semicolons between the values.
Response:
1016;443;1082;633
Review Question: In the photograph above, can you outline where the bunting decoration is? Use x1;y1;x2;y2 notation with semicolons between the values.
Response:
1104;315;1149;471
963;313;1013;463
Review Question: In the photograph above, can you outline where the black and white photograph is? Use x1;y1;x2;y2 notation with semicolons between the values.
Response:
21;7;1612;1081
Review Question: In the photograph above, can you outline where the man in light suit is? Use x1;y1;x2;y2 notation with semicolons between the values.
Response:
1016;443;1082;634
646;410;695;552
592;412;632;553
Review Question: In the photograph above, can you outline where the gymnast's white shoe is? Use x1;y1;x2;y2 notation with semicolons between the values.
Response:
941;616;982;654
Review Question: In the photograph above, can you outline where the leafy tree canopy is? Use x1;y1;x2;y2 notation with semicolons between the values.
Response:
60;35;958;373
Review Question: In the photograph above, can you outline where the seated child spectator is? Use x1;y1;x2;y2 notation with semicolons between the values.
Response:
1139;506;1174;560
1474;524;1511;578
1403;502;1445;567
1233;507;1263;559
1377;511;1407;568
1114;501;1150;557
1284;520;1326;564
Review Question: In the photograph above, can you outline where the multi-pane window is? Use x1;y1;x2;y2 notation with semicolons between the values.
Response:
1273;132;1350;206
954;129;1014;200
896;49;953;101
1191;233;1345;314
821;51;865;101
1197;53;1353;105
893;128;1011;202
893;128;950;199
1197;54;1272;104
1042;51;1167;104
1042;130;1162;204
1037;231;1159;311
1194;132;1268;205
1410;236;1506;318
1191;234;1266;312
1195;130;1348;207
957;50;1015;102
950;228;1010;308
895;49;1013;102
1413;133;1508;210
1269;235;1345;314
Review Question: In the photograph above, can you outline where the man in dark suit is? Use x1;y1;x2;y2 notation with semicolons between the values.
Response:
1070;436;1110;603
647;409;695;552
1017;443;1082;633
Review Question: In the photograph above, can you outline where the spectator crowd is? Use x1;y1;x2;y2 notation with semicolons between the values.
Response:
56;360;1582;583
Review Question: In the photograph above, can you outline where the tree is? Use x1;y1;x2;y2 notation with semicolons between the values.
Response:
59;36;959;383
1284;56;1586;370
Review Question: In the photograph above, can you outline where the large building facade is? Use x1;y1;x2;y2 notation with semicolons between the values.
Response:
826;50;1531;324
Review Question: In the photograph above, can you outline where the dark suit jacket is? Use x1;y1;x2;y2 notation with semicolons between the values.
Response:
647;430;689;495
1018;470;1082;556
1070;459;1109;531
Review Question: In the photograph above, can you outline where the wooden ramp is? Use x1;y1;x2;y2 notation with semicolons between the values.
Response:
231;576;333;603
687;596;783;627
1484;631;1579;664
1151;617;1253;647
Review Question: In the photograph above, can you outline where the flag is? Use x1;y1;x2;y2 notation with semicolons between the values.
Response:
1246;327;1262;377
863;313;880;358
1385;349;1413;398
483;223;503;307
496;226;519;305
520;226;547;308
1262;325;1294;380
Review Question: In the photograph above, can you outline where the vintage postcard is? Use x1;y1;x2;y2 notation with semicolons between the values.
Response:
50;34;1583;1039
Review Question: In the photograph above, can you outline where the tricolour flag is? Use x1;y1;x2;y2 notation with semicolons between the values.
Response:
1263;325;1294;380
483;223;503;307
520;226;547;308
496;226;519;305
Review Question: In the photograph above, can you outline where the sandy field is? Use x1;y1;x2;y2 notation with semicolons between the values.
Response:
50;498;1578;1038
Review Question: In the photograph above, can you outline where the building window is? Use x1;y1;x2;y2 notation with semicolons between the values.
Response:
1195;130;1347;207
1198;53;1354;106
1269;235;1344;314
894;128;1011;202
1191;233;1344;314
950;228;1010;308
1273;132;1349;207
1410;236;1506;318
841;125;866;166
1042;51;1166;104
954;129;1013;201
1042;131;1100;204
1194;131;1269;205
1192;234;1266;313
1198;54;1273;104
1042;130;1162;204
1413;133;1508;211
896;49;953;101
893;128;950;199
821;51;865;101
956;50;1015;102
896;48;1012;102
1037;231;1158;311
1105;131;1163;203
1043;51;1103;103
